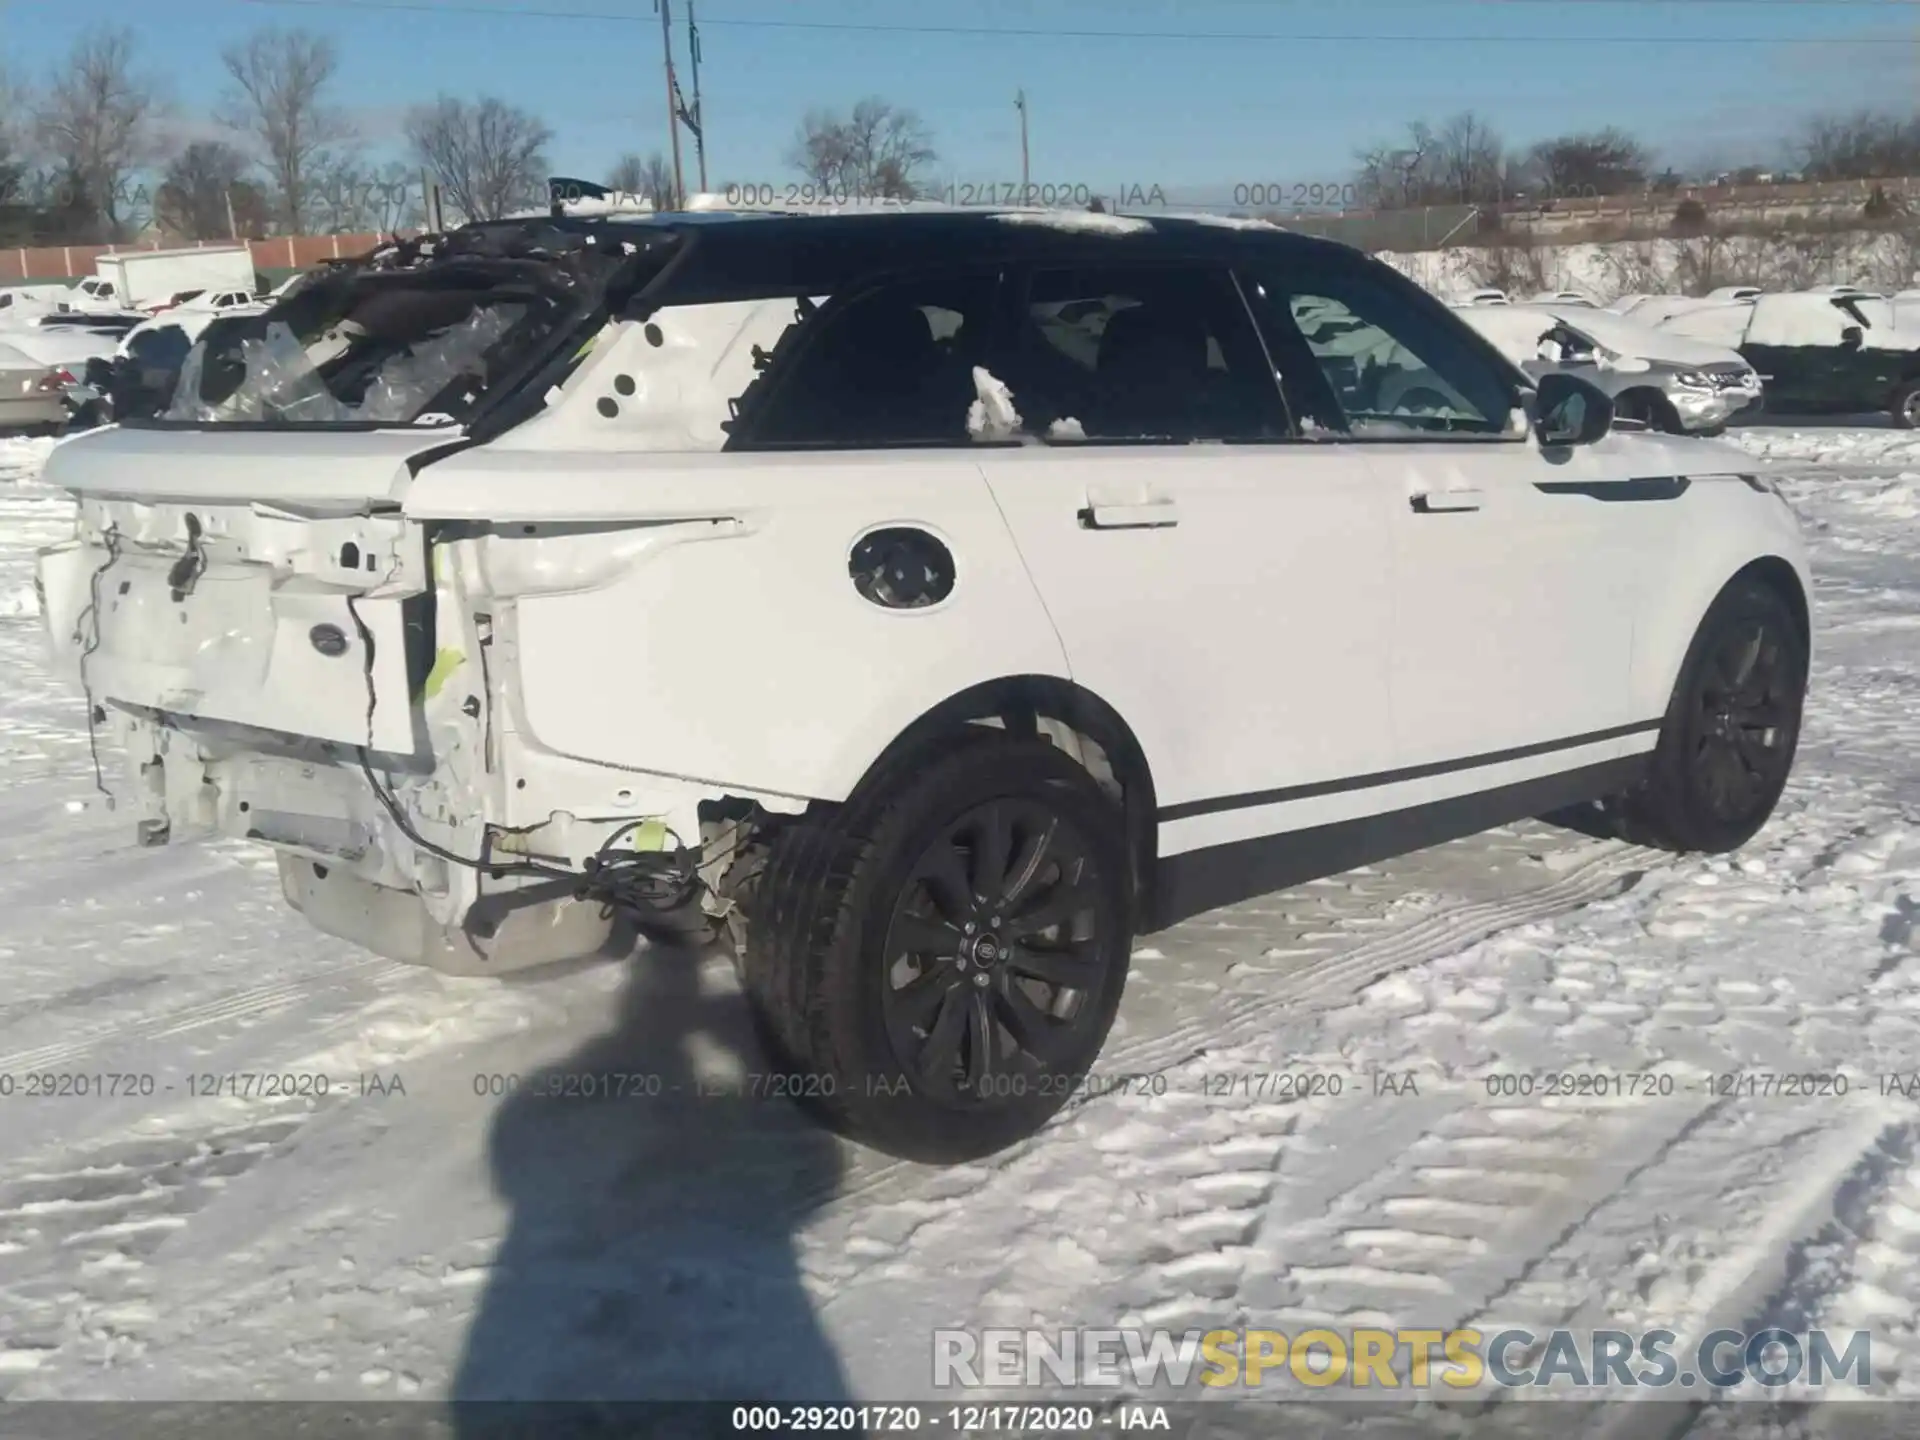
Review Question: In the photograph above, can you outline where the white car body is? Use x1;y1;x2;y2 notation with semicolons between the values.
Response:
30;213;1811;1149
0;286;62;319
0;340;67;430
1655;302;1756;350
1436;303;1762;433
1614;294;1721;328
0;317;125;369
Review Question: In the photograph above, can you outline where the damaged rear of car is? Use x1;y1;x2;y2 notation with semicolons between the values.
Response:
34;217;732;974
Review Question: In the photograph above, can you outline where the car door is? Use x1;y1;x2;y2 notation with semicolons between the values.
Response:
975;259;1400;865
1241;259;1660;782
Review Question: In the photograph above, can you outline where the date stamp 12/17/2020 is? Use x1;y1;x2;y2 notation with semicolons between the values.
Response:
715;180;1385;213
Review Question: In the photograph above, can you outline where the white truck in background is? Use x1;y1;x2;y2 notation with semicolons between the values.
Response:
63;246;260;314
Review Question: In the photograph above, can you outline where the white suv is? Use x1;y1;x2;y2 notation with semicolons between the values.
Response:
35;210;1811;1161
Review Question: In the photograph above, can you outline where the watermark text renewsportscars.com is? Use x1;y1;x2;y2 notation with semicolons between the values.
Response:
932;1326;1874;1393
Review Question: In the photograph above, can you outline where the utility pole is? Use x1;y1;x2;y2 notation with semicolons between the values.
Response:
685;0;708;194
655;0;687;209
1015;90;1030;200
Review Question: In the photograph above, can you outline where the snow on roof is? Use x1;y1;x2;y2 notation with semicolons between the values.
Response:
1453;304;1555;363
1159;211;1284;231
0;340;44;369
1747;291;1911;348
1526;302;1743;366
1458;301;1745;367
990;209;1154;235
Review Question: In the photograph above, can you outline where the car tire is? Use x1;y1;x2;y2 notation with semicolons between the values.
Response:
735;735;1134;1163
1891;379;1920;430
1615;388;1682;434
1613;579;1807;854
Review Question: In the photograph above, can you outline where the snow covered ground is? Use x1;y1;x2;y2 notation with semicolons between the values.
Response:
1;428;1919;1422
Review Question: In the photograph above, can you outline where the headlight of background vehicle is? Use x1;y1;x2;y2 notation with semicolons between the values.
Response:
1672;369;1712;388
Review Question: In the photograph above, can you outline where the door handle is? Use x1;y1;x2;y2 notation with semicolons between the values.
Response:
1410;488;1483;514
1078;500;1180;530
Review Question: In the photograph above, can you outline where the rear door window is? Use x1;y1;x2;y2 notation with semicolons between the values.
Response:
735;270;1003;447
992;264;1288;441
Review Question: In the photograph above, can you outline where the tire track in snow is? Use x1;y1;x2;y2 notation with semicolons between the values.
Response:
808;840;1650;1227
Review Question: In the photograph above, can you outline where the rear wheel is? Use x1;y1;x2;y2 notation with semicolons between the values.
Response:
736;737;1133;1163
1891;378;1920;430
1615;579;1807;853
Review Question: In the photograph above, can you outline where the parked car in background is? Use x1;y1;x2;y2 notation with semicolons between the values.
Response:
0;312;131;370
1530;290;1597;306
1452;302;1762;433
1613;294;1724;328
0;340;71;433
60;304;262;432
1736;292;1920;426
0;287;62;319
1653;301;1756;350
1705;286;1761;303
1452;287;1510;305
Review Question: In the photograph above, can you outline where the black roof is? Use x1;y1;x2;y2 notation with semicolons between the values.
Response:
572;207;1371;303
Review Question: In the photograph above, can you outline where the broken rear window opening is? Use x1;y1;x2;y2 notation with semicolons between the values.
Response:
142;221;679;430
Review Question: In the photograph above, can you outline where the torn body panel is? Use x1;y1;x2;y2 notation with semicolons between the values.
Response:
36;488;812;975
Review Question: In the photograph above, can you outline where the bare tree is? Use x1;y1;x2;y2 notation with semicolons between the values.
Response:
1434;111;1505;206
33;27;158;240
405;95;553;222
1792;109;1920;183
0;65;29;208
1354;121;1437;209
1353;113;1503;210
1524;127;1651;201
608;149;675;206
219;28;351;232
788;98;937;199
154;139;266;239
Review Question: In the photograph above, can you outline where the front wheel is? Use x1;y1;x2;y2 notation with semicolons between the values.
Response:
737;737;1134;1163
1614;579;1807;853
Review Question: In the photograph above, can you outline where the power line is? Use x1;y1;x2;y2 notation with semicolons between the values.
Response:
231;0;1920;43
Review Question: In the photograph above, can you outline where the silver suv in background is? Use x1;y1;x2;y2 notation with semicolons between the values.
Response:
1454;302;1763;434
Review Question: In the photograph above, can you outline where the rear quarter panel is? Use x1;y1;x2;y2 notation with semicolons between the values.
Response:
403;447;1071;802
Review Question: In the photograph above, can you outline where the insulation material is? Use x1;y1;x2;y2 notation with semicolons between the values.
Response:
167;308;520;425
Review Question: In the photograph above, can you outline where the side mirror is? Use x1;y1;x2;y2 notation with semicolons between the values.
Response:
1533;372;1614;447
1841;325;1864;349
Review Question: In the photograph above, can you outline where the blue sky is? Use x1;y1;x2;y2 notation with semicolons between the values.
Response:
4;0;1918;198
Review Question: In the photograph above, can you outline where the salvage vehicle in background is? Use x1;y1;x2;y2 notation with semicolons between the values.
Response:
1735;292;1920;427
59;305;264;432
1455;302;1762;434
0;340;72;433
35;209;1811;1161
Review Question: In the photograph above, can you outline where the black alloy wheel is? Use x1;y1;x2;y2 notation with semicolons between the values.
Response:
879;798;1113;1107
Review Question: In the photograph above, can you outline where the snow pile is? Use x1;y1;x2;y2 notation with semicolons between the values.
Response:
0;436;56;486
965;366;1022;440
1723;427;1920;468
1382;231;1920;307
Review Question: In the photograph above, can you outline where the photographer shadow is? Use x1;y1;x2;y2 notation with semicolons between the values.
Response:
451;935;855;1428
